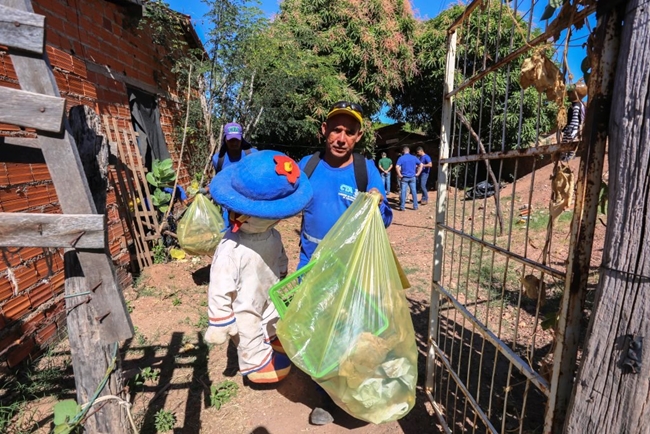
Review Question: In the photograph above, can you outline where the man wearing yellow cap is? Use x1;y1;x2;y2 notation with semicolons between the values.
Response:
297;101;393;270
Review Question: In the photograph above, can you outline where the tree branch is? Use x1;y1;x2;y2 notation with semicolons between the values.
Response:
455;109;505;235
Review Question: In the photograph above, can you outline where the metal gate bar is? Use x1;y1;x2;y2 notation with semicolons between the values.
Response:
427;1;600;432
439;224;566;279
431;338;500;434
434;282;550;394
442;141;578;164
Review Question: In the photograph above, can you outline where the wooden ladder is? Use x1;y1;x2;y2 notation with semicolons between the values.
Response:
0;0;132;431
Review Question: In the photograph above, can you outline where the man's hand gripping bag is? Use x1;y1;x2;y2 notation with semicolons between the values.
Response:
276;193;417;424
177;193;225;256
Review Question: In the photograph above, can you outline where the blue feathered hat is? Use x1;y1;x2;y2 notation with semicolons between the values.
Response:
209;150;313;219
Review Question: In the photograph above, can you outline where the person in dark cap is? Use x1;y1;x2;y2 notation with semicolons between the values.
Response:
296;101;393;425
212;122;257;174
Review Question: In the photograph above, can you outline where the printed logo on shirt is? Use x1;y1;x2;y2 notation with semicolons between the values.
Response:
339;184;357;202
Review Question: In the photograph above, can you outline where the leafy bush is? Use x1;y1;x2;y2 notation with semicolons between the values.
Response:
146;159;176;213
154;409;176;432
210;380;239;410
153;241;167;264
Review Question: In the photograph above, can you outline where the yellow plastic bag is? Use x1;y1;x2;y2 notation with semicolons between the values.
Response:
276;193;417;424
176;193;225;256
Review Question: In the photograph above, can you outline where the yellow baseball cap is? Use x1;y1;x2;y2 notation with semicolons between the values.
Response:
326;101;364;124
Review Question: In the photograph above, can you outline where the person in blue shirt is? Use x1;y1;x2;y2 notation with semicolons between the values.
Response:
296;101;392;425
211;122;258;173
211;122;257;226
297;102;392;271
395;146;422;211
416;146;433;205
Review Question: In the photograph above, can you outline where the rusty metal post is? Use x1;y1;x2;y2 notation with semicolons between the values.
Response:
544;6;623;433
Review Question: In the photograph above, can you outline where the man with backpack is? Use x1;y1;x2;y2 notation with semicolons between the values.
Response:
297;101;392;426
211;122;257;226
297;102;392;269
211;122;257;173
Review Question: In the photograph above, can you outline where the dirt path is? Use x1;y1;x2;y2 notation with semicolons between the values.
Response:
121;193;442;434
11;157;606;433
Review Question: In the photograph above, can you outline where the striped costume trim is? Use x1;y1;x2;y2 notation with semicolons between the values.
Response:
246;353;292;384
240;351;273;376
247;364;291;383
208;312;235;327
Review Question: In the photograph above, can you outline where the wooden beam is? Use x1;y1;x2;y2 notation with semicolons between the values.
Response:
0;4;44;54
0;213;105;248
6;1;133;341
86;60;179;102
0;136;40;148
5;1;131;432
0;86;65;133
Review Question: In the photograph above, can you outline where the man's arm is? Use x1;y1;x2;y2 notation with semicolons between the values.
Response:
415;161;423;177
387;164;393;172
395;164;403;178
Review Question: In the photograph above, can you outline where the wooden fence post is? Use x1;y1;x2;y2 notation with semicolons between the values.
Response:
564;1;650;432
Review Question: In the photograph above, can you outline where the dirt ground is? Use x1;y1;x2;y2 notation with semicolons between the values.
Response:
116;194;442;434
7;156;607;433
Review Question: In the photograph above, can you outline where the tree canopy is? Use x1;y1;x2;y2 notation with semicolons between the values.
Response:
239;0;419;156
390;5;558;151
143;1;559;168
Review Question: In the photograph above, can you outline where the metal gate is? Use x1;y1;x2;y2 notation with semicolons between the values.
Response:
427;1;603;432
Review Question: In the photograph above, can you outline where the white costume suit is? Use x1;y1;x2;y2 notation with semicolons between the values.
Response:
207;227;288;374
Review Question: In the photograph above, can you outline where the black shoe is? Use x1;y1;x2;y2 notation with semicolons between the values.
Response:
310;407;334;425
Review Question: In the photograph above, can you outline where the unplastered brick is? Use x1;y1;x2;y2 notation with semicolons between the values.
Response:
1;197;29;213
0;279;14;304
7;337;35;367
30;164;52;182
28;283;53;310
2;294;32;322
36;321;57;345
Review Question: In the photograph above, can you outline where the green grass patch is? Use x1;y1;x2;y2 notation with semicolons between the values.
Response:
210;380;239;410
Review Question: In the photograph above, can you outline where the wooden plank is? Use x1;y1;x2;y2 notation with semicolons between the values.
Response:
564;2;649;432
116;119;155;266
124;122;159;231
5;1;130;431
0;213;105;248
0;136;40;148
0;4;44;54
0;87;65;132
102;115;146;270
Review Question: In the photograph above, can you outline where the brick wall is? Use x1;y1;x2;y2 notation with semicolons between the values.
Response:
0;0;195;368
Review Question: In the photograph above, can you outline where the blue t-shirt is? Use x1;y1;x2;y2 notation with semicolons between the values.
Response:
396;154;421;177
297;156;393;268
211;147;258;172
419;153;432;174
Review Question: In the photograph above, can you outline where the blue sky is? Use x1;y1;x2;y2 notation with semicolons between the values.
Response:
169;1;463;34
